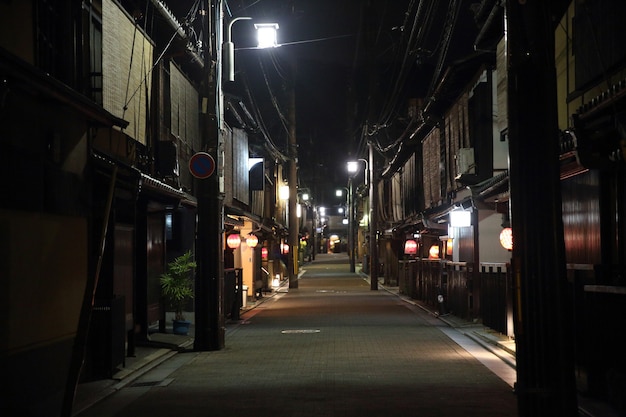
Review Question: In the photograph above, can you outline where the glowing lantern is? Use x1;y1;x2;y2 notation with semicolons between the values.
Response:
281;243;289;254
261;247;268;260
500;227;513;250
226;234;241;249
404;239;418;255
246;234;259;248
429;244;440;259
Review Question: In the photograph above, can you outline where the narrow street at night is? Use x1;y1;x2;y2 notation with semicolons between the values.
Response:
76;254;517;417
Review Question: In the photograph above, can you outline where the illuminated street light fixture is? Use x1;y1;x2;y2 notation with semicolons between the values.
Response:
254;23;280;48
224;18;279;82
347;159;369;186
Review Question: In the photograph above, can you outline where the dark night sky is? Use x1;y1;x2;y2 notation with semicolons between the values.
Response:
227;0;366;207
226;0;481;207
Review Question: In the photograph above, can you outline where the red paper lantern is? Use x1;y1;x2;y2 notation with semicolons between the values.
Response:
261;247;268;260
404;239;418;255
226;234;241;249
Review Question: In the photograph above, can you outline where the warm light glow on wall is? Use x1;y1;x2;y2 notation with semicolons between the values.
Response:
246;234;258;248
227;234;241;249
500;227;513;250
404;239;418;255
429;244;440;259
279;185;290;200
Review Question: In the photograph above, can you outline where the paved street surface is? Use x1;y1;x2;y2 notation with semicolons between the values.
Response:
76;253;518;417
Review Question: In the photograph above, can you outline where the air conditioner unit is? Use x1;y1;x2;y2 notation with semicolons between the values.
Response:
456;148;475;177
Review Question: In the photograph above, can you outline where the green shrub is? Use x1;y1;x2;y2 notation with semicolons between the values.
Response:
160;250;196;321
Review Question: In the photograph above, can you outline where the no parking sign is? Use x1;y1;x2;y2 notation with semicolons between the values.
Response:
189;152;216;179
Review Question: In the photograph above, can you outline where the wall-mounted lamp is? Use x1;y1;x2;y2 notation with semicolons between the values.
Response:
449;209;471;227
279;185;290;201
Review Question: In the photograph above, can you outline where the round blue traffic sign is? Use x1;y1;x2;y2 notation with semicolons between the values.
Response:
189;152;216;179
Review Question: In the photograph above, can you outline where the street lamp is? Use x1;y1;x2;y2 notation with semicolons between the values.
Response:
254;23;280;48
224;18;279;82
347;157;372;279
337;184;355;272
347;158;369;186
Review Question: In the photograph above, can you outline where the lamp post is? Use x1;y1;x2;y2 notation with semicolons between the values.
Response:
223;17;251;82
336;186;353;271
368;142;378;290
346;159;368;273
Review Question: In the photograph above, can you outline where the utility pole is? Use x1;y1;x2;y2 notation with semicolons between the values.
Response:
369;141;378;290
288;58;299;288
195;0;225;351
348;177;355;272
506;1;576;415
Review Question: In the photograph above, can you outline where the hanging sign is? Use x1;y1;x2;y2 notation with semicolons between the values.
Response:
189;152;216;179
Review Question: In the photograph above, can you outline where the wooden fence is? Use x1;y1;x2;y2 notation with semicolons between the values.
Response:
397;259;513;336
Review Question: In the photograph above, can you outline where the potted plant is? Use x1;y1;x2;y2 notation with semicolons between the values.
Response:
160;250;196;335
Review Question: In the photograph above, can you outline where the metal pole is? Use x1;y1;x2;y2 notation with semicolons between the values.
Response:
223;17;251;82
288;58;299;288
349;177;355;272
369;141;378;290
